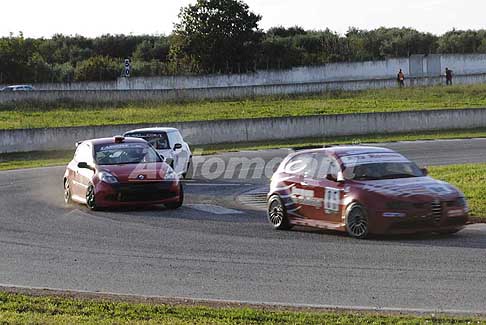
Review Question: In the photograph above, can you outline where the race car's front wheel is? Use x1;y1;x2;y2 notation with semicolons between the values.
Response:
345;203;369;239
267;195;292;230
165;184;184;210
86;184;97;211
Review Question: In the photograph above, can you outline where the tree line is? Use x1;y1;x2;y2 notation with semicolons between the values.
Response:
2;0;486;84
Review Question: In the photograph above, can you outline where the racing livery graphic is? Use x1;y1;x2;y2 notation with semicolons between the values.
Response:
267;146;469;238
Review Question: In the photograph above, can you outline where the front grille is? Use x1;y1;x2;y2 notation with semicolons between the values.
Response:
431;201;442;223
391;219;435;230
110;182;176;202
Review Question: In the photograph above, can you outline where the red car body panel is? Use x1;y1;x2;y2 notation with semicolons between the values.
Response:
268;146;469;235
64;137;181;208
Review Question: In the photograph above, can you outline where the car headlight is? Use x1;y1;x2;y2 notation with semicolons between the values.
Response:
99;171;118;184
164;168;177;181
456;197;467;207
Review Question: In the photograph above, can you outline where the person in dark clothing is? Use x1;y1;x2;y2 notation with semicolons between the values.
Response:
445;68;453;85
397;69;405;88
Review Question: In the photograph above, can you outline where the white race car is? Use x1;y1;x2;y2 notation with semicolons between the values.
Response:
124;127;192;178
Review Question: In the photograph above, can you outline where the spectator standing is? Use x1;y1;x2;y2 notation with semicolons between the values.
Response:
445;68;453;85
397;69;405;88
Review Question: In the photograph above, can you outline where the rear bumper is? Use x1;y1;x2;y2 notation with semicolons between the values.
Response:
94;180;181;208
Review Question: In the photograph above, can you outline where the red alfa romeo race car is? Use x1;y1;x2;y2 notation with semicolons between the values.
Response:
63;136;183;210
267;146;469;238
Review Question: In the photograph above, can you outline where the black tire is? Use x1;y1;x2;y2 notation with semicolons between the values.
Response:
64;179;72;204
165;183;184;210
437;228;461;235
267;195;292;230
86;184;98;211
345;203;369;239
182;159;192;179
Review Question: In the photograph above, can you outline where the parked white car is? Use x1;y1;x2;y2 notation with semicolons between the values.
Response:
1;85;34;91
124;127;192;178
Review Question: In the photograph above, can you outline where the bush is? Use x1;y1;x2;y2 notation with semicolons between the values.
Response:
74;56;120;81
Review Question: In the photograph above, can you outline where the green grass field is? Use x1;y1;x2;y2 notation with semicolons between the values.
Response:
429;163;486;219
0;292;483;324
2;84;486;129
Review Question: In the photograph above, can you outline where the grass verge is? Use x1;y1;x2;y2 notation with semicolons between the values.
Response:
2;84;486;129
0;291;484;324
428;163;486;220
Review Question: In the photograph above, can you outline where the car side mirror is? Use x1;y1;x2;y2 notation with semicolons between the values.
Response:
326;174;338;182
327;171;345;182
174;143;183;150
421;167;428;176
78;162;93;170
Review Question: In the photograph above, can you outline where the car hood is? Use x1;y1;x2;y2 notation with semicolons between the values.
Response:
157;149;174;160
98;162;170;183
352;176;462;201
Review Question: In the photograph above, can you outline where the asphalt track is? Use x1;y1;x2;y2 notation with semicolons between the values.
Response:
1;138;486;313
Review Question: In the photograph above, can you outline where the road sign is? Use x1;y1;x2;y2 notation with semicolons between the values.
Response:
124;58;131;77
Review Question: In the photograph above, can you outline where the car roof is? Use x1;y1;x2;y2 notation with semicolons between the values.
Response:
83;137;149;146
293;146;398;159
124;127;179;134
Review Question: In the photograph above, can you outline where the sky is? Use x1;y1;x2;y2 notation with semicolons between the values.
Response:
1;0;486;38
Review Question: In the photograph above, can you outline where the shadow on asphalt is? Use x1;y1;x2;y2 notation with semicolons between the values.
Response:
283;226;486;249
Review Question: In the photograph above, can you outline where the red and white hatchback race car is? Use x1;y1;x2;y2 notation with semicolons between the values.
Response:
63;136;183;210
267;146;469;238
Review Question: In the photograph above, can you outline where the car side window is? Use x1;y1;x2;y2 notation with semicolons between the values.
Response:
167;132;182;148
174;131;184;144
284;153;316;177
75;144;93;163
314;154;341;179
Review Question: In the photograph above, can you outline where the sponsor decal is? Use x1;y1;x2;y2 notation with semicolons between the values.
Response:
341;153;409;167
99;143;146;151
324;187;341;212
383;212;406;218
291;187;322;208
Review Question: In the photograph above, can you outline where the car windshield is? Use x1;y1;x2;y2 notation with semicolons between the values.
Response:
125;133;170;150
94;143;162;165
348;162;424;180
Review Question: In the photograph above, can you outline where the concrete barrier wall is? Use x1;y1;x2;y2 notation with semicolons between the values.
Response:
2;108;486;154
1;73;486;105
3;53;486;91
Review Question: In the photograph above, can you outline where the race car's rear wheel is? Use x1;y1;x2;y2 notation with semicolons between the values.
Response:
345;203;369;239
182;159;192;179
86;184;97;211
267;195;292;230
64;180;72;204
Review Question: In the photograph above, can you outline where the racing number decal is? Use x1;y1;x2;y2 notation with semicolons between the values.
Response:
324;188;341;212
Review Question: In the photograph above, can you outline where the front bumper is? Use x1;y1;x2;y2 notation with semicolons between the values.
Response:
94;180;181;208
370;207;469;235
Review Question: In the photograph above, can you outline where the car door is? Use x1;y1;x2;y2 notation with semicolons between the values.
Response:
72;143;94;200
315;154;345;224
282;153;319;220
174;130;190;172
167;131;185;175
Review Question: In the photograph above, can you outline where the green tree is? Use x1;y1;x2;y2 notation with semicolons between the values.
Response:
74;56;120;81
171;0;263;74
